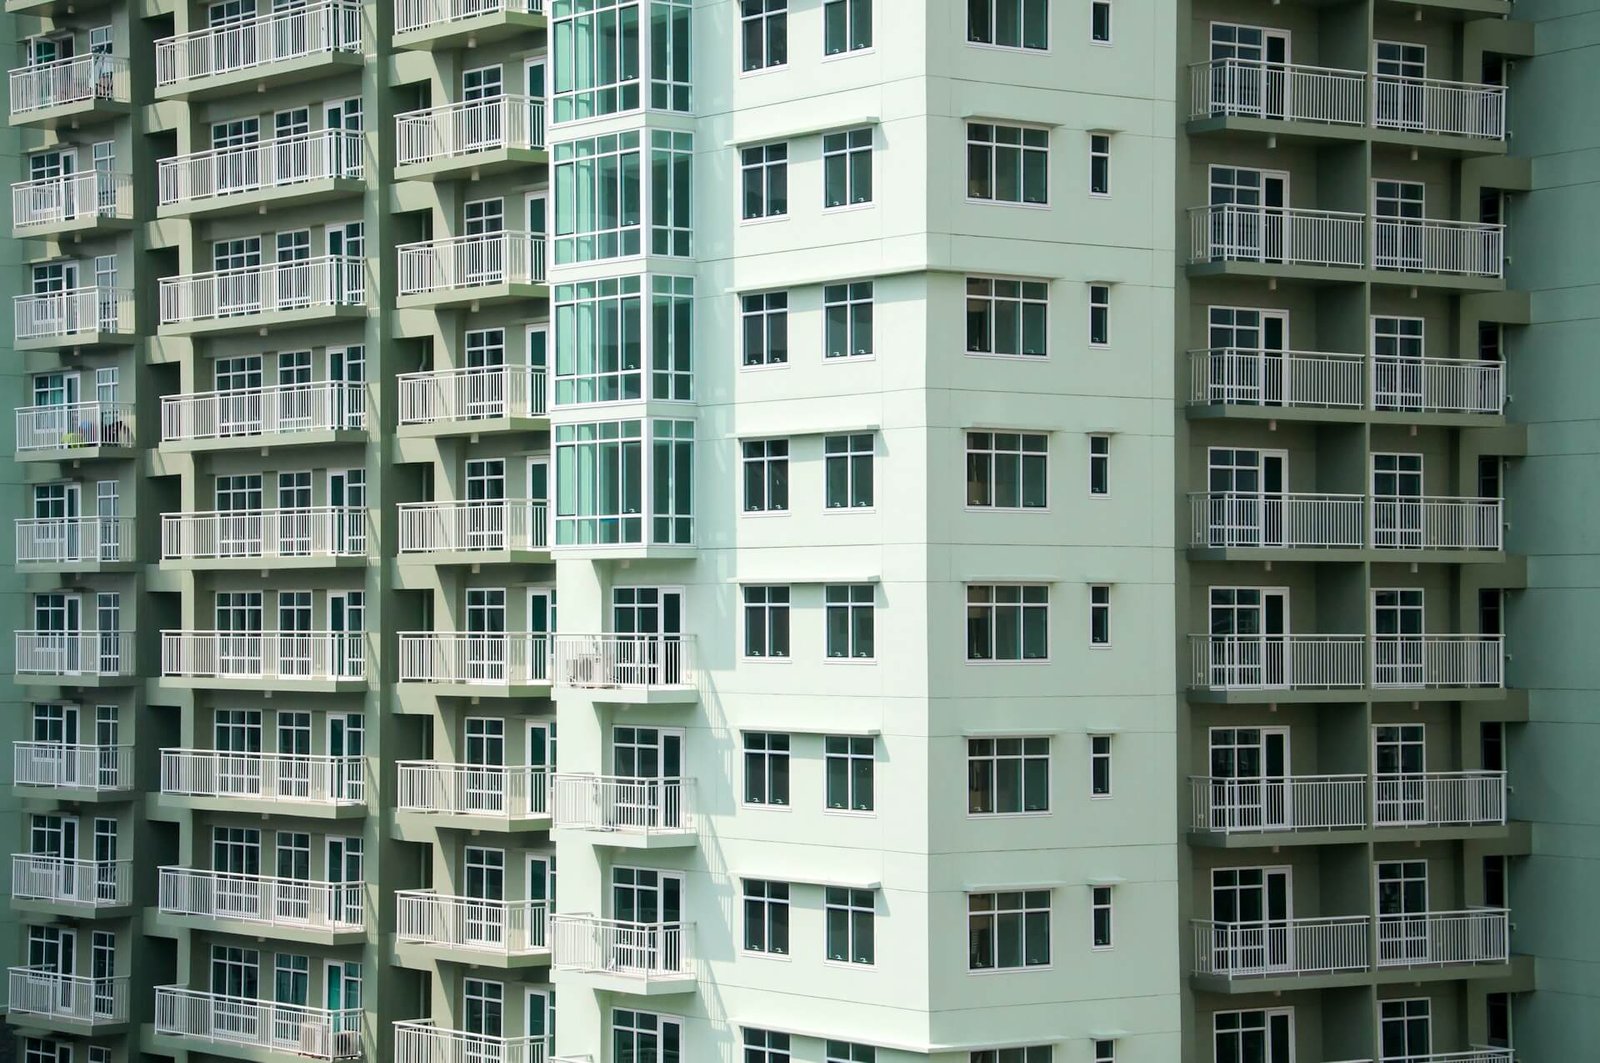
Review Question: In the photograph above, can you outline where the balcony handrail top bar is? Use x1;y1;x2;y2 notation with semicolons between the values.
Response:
15;284;132;305
1190;772;1367;782
1195;913;1370;928
1188;345;1365;360
156;0;361;47
15;398;135;415
397;230;530;253
13;852;130;866
393;1020;540;1047
163;252;357;285
1193;56;1365;78
163;746;359;763
10;965;128;982
395;888;544;906
1190;202;1367;221
399;363;536;379
1371;70;1507;93
164;504;364;519
11;52;129;76
399;630;546;638
398;92;537;120
159;864;362;885
161;127;361;167
163;378;359;403
11;169;132;191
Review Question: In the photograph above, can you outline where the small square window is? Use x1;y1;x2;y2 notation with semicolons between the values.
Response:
826;1042;876;1063
744;1028;792;1062
1094;1040;1115;1063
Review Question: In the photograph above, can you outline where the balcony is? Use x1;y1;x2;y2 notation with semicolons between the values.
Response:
158;867;364;939
159;749;366;811
159;130;364;218
16;518;134;570
1188;204;1503;283
394;1022;545;1063
16;402;135;460
1188;494;1502;554
394;96;545;179
158;255;366;336
397;500;548;562
161;631;367;690
161;380;366;450
154;0;362;99
394;891;548;964
14;742;132;793
1188;634;1503;695
397;633;550;694
14;287;135;349
15;631;133;684
1188;348;1505;417
548;915;695;994
551;774;696;849
12;171;134;237
398;366;547;436
394;0;544;48
8;55;130;126
1190;771;1506;839
397;233;547;308
395;762;550;830
13;854;131;908
1189;59;1506;144
550;634;699;704
8;968;128;1028
154;987;361;1060
162;507;367;568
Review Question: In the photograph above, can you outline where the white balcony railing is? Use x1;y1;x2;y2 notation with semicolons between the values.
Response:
1377;908;1509;968
1190;493;1365;550
9;968;128;1024
1372;635;1503;688
398;633;550;685
162;380;366;441
1190;634;1503;690
160;255;365;325
395;892;547;954
1373;771;1507;827
161;631;366;682
1193;917;1370;978
1189;349;1505;415
156;0;361;86
395;0;542;33
16;402;135;452
15;630;132;677
12;854;131;906
396;96;545;166
160;129;364;207
549;916;693;983
551;774;694;836
1374;355;1506;414
398;500;547;553
550;634;696;691
162;507;367;561
1190;775;1368;834
16;517;133;565
398;233;546;295
1190;204;1365;269
396;762;548;819
399;366;547;424
1372;497;1502;550
13;171;133;229
14;742;132;790
394;1022;545;1063
1374;74;1506;140
1191;59;1365;126
15;287;132;340
1375;218;1503;277
159;867;364;930
9;54;130;115
160;749;366;804
155;987;362;1060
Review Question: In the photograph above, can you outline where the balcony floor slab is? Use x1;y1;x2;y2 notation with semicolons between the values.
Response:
396;547;551;567
142;1024;348;1063
1194;955;1522;996
1188;686;1516;705
1187;547;1508;566
1186;403;1508;430
156;675;369;694
15;672;137;690
158;428;368;455
14;214;136;241
149;791;367;822
11;1011;130;1037
7;0;114;14
393;145;547;183
153;51;364;102
554;684;699;706
1188;822;1513;849
158;303;366;339
553;969;696;996
157;176;366;221
396;415;549;440
391;9;546;50
13;783;135;804
159;555;367;573
392;940;550;972
1188;258;1506;294
13;897;134;920
396;280;548;312
17;328;138;352
144;906;365;948
15;560;139;576
9;98;129;130
1186;115;1509;158
391;811;552;841
551;826;697;851
16;445;137;464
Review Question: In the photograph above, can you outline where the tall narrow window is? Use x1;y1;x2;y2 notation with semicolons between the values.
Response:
1090;585;1111;645
1090;0;1111;42
1089;135;1110;196
1091;886;1114;948
1088;435;1110;495
1090;735;1112;796
1089;284;1110;345
823;128;874;207
742;880;790;954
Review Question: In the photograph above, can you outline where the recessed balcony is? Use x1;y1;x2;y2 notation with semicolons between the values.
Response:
16;518;134;571
158;867;364;940
1190;771;1507;840
158;255;367;336
1188;493;1502;555
161;507;367;569
394;96;545;179
159;129;364;218
550;634;699;704
397;500;548;563
16;402;135;461
15;630;134;685
397;633;551;695
551;773;696;849
394;1021;545;1063
1188;348;1505;418
8;968;128;1028
396;232;547;308
12;171;134;238
395;762;550;830
1188;634;1504;695
154;0;362;100
398;366;547;436
14;287;135;349
395;891;549;965
14;742;132;794
393;0;544;49
12;854;131;909
159;749;366;812
549;915;695;994
8;55;130;126
154;987;361;1060
160;380;366;451
160;631;368;690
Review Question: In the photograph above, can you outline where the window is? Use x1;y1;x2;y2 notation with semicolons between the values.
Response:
824;128;874;207
649;0;692;111
1090;585;1110;645
826;1045;875;1063
651;130;693;256
1091;886;1113;948
743;440;790;513
1089;284;1110;345
825;736;874;811
966;277;1048;357
967;0;1048;49
969;891;1051;970
968;585;1049;661
1089;435;1109;495
1090;135;1110;195
968;737;1050;814
967;432;1048;509
824;282;874;358
551;0;640;121
824;434;875;508
973;1050;1054;1063
742;292;789;366
1090;0;1111;42
552;277;643;404
742;144;788;220
967;123;1049;204
742;879;790;955
744;586;791;658
744;732;791;805
825;584;875;659
823;0;871;54
744;1029;791;1062
825;887;875;964
1093;1042;1114;1063
552;133;642;264
741;0;788;71
1090;735;1112;796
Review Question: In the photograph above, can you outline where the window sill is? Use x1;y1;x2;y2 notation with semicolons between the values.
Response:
965;197;1053;210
